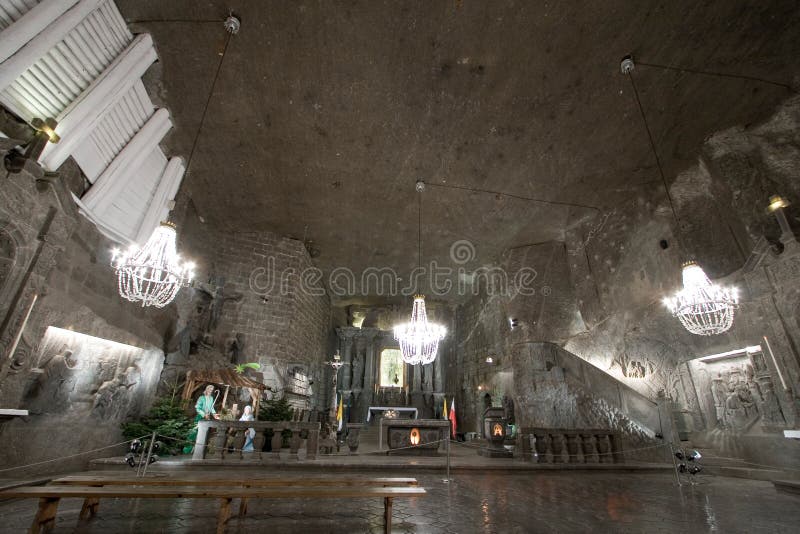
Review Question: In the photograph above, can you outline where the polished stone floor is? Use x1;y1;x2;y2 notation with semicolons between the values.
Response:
0;470;797;533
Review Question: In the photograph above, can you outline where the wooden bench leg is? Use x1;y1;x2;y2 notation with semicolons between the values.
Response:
238;497;249;516
31;497;60;534
79;497;100;519
217;497;232;534
384;496;393;534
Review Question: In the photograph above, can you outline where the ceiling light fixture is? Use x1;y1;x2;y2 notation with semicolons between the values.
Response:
393;181;446;365
621;55;738;336
662;261;738;336
111;222;195;308
110;16;239;307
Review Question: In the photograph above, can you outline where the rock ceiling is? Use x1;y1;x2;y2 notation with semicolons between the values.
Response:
117;0;800;300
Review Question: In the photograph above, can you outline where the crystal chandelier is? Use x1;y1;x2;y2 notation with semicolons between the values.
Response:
662;261;738;336
394;181;446;364
394;295;447;365
111;221;194;308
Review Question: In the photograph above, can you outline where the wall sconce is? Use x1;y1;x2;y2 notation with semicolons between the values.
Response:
485;356;494;364
5;117;60;174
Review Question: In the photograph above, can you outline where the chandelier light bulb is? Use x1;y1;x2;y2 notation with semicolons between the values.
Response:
111;222;194;308
663;261;738;336
394;295;446;365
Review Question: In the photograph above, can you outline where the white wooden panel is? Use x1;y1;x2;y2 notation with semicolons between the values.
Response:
0;0;41;31
70;78;153;181
0;1;78;61
38;33;155;171
136;156;185;242
0;0;131;122
80;107;171;212
87;147;167;242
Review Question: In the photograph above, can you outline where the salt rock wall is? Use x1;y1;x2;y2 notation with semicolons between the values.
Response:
511;342;662;452
0;155;168;475
162;215;332;414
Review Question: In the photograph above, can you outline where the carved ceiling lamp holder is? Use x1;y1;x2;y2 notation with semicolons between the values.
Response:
620;55;739;336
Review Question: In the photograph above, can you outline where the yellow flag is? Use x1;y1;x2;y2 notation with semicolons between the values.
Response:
336;394;343;430
442;397;448;419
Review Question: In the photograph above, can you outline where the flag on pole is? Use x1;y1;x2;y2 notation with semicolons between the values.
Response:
448;397;457;438
442;397;448;419
336;394;343;431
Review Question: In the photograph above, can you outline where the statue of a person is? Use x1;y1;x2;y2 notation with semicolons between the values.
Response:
225;332;245;364
26;349;79;411
183;384;220;454
760;384;786;425
503;395;515;424
195;384;219;421
240;405;255;452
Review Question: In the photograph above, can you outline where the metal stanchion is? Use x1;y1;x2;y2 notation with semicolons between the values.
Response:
443;433;452;483
141;432;157;477
668;442;682;487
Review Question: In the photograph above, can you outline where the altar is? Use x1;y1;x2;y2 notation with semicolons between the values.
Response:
365;406;418;422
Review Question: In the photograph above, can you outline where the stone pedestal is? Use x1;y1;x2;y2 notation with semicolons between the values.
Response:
385;419;449;456
478;408;513;458
346;423;363;454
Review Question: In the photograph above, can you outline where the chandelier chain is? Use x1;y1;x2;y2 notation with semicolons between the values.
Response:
418;190;422;273
184;30;233;188
625;69;681;231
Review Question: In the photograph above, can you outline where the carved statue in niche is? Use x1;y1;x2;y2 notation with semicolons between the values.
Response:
759;380;786;426
502;395;515;424
91;365;140;420
351;348;364;390
25;348;79;412
422;363;433;392
225;332;245;364
711;374;727;424
751;350;768;375
168;276;243;357
201;278;243;344
724;390;746;428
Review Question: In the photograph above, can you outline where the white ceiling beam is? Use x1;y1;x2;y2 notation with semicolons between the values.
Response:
80;107;172;213
0;0;81;64
135;156;185;243
0;0;104;89
38;33;157;171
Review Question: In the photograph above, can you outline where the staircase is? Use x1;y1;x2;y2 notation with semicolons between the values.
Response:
353;421;382;454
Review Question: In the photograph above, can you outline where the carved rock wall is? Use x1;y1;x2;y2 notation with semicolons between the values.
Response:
453;96;800;469
166;220;331;413
0;156;167;475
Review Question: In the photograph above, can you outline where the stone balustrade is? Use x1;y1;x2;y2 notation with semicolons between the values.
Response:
518;428;625;464
193;420;321;461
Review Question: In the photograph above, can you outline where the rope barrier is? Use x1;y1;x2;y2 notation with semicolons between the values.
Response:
0;435;148;474
699;455;800;474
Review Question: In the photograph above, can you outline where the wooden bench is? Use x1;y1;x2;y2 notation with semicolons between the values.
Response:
51;475;419;518
1;477;424;534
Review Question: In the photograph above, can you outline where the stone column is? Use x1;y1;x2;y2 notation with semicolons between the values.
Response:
362;330;378;406
340;332;354;391
433;342;444;393
412;362;422;391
